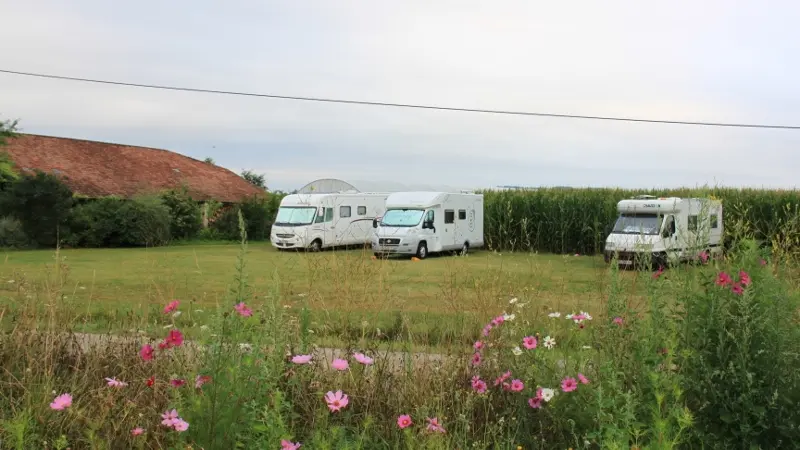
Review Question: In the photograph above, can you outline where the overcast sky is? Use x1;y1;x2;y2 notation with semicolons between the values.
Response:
1;1;799;192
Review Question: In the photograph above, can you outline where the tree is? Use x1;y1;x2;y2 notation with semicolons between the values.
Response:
1;171;74;247
0;118;20;191
241;169;267;190
204;157;215;164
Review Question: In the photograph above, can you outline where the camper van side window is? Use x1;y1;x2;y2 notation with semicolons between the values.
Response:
340;206;351;218
325;208;334;222
357;206;367;216
425;210;434;223
458;210;466;220
444;210;455;224
688;215;698;232
710;214;718;228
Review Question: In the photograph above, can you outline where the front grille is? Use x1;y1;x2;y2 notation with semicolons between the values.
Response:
276;233;294;239
379;238;400;245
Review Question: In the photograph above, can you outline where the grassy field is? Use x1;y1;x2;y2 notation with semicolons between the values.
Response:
0;242;644;347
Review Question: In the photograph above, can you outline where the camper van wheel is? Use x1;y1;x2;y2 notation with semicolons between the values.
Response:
309;239;322;252
416;242;428;260
460;242;469;256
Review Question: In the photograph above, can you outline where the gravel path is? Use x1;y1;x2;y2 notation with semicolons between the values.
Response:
65;332;461;373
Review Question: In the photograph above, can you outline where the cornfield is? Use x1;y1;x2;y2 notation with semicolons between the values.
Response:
481;187;800;255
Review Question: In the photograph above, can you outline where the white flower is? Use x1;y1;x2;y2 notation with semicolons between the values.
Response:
194;309;204;313
172;311;182;318
543;336;556;349
503;313;516;322
540;388;555;402
512;346;522;356
548;312;561;318
238;343;252;352
508;298;518;304
581;311;593;321
200;325;209;331
582;345;591;350
162;324;173;329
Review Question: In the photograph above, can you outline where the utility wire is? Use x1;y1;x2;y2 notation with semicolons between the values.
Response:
2;68;799;130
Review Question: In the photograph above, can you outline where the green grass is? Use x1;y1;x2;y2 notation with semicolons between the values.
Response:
0;243;646;349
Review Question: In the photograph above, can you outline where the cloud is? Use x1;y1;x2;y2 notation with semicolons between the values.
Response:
1;0;799;191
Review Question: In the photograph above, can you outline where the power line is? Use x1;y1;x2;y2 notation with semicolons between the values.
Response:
2;68;799;130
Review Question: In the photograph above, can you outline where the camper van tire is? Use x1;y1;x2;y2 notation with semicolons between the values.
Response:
308;239;322;252
460;242;469;256
416;242;428;259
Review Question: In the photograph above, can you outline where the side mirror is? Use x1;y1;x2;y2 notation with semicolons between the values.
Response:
422;220;432;229
372;218;378;229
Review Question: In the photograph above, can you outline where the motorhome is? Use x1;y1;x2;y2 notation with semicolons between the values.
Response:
371;191;484;259
603;195;723;268
271;192;390;251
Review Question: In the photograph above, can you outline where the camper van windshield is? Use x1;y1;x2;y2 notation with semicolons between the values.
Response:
381;209;424;227
274;207;317;226
612;213;662;235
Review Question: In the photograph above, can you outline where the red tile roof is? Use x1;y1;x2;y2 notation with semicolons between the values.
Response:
2;134;266;203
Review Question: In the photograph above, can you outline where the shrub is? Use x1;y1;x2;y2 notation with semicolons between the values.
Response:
0;171;73;247
676;240;800;447
239;195;272;241
0;216;29;248
209;206;242;240
67;196;171;247
160;188;202;240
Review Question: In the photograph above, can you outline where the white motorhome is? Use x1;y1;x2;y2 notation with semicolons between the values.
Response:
603;195;723;268
371;191;484;259
271;192;390;251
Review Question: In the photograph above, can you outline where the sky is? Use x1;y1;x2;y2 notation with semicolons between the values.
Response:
1;0;799;192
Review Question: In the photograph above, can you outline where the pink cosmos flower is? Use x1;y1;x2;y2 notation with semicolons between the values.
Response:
510;379;524;392
528;396;542;409
471;375;487;394
195;375;211;389
165;329;184;347
731;283;744;295
699;251;709;263
105;377;128;388
494;370;512;386
397;414;413;429
491;315;505;326
172;418;189;432
353;352;374;365
131;427;144;436
234;302;253;317
161;409;179;427
471;352;482;366
561;376;578;392
281;440;302;450
331;358;349;371
613;316;624;326
716;272;732;286
482;324;492;337
170;379;186;388
473;340;484;350
522;336;537;350
426;417;446;433
578;373;590;384
324;390;349;412
760;258;767;266
739;270;751;287
291;354;312;364
50;393;72;410
140;344;154;361
163;300;179;314
653;267;664;279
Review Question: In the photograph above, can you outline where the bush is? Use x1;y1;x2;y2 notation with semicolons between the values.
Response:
67;196;171;247
0;216;29;248
160;188;202;240
676;240;800;447
0;171;73;247
209;206;241;241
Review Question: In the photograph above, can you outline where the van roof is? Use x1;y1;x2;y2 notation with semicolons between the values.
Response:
385;191;481;209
